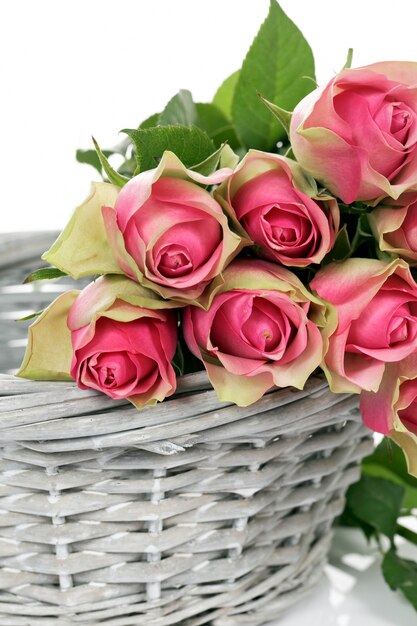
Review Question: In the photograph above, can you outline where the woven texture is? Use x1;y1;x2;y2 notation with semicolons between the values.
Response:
0;233;374;626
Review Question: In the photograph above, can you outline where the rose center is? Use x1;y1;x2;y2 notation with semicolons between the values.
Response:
271;225;298;243
241;298;289;353
92;352;138;389
157;245;193;277
391;109;410;134
263;205;307;248
102;367;116;386
387;102;414;145
388;315;409;344
242;317;280;352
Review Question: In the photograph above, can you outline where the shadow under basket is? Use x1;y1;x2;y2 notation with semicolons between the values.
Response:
0;232;374;626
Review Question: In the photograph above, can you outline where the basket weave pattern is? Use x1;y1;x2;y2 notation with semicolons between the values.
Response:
0;234;373;626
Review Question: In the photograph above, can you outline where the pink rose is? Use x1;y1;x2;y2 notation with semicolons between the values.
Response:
360;356;417;476
102;152;246;303
183;258;331;406
361;361;417;435
68;276;178;406
369;191;417;265
216;151;339;267
17;275;179;408
311;258;417;394
290;62;417;203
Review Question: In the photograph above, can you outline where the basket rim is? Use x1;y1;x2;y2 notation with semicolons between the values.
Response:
0;232;359;451
0;371;359;448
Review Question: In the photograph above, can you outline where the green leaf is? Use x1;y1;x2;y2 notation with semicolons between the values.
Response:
338;505;375;540
191;145;224;177
339;202;370;215
195;102;239;148
350;213;374;254
219;144;240;169
159;90;198;127
139;112;160;129
232;0;315;150
376;248;396;263
331;224;352;260
343;47;354;70
76;138;131;176
382;550;417;611
363;463;417;511
23;267;68;284
357;213;373;237
158;91;239;149
76;148;112;176
172;341;184;377
122;125;216;172
191;143;239;177
397;523;417;547
345;475;404;540
16;310;44;322
258;93;292;135
363;438;417;511
323;224;351;263
364;438;416;488
213;70;240;120
92;137;129;187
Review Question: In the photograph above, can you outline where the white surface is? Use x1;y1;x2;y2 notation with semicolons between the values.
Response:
2;0;417;232
267;528;417;626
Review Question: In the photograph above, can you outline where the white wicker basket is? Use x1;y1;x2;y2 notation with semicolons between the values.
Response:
0;233;373;626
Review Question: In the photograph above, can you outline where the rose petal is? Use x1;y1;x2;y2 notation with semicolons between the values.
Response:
42;183;121;278
17;291;79;381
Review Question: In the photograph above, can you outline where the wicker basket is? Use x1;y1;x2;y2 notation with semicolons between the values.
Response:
0;232;373;626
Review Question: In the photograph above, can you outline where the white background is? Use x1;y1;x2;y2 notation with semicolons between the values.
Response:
2;0;417;233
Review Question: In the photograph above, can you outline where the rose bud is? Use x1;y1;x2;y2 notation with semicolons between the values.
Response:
290;62;417;203
183;258;333;406
42;152;247;304
17;275;179;408
311;258;417;394
102;152;246;303
216;150;339;267
360;355;417;477
369;190;417;265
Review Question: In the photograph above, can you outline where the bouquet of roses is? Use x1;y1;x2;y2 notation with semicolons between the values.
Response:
16;1;417;608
